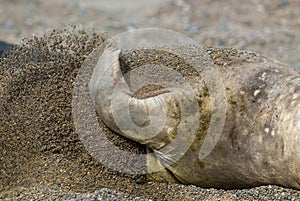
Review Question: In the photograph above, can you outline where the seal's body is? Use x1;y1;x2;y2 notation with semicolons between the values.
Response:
90;45;300;189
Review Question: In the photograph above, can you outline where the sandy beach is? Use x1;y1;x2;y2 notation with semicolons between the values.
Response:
0;0;300;200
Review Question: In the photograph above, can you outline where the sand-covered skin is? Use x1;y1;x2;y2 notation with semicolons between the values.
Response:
0;0;300;200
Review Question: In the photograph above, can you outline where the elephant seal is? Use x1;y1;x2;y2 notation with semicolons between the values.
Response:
89;44;300;190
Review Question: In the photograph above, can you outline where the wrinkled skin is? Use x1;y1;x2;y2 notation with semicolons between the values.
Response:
90;45;300;190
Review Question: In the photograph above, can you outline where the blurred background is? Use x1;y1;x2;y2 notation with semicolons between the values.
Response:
0;0;300;69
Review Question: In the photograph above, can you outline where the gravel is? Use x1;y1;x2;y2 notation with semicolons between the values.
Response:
0;25;299;201
0;0;300;200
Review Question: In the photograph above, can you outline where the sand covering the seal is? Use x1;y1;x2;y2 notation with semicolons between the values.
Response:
1;26;300;200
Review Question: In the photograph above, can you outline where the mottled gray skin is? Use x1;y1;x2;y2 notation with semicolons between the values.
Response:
90;45;300;190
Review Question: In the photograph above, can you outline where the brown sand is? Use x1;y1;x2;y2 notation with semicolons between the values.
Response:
1;0;300;200
0;26;299;200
